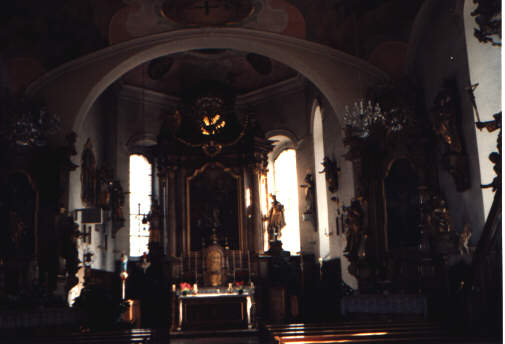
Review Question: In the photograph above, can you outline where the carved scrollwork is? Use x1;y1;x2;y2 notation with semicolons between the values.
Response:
319;157;340;193
471;0;501;46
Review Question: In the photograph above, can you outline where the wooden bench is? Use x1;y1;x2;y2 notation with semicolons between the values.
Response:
265;320;454;344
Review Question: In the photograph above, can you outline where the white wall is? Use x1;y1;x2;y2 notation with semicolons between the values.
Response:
410;0;486;241
68;91;116;272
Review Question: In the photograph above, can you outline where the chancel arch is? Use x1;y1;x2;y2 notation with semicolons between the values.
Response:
27;28;387;137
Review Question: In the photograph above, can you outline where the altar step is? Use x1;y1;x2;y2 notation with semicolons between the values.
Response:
264;320;497;344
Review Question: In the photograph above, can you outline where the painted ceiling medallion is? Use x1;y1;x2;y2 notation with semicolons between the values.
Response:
161;0;255;26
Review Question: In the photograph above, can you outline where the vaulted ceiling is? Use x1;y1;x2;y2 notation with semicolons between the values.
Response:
0;0;425;94
122;49;298;97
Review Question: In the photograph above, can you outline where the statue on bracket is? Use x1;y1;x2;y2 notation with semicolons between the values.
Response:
80;138;97;207
110;180;126;237
343;198;366;259
300;172;317;231
319;157;340;193
431;79;470;191
265;194;286;243
343;198;368;278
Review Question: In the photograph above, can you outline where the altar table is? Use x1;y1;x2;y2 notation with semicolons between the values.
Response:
173;288;254;331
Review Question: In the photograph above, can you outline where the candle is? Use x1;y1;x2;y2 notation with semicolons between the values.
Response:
193;283;198;294
238;250;242;269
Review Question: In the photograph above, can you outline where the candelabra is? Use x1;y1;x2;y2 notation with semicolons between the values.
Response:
343;99;384;138
343;98;410;138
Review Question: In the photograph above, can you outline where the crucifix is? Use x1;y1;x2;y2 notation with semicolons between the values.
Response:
193;0;221;16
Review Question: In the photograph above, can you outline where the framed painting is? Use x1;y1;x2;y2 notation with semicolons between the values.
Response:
186;162;244;252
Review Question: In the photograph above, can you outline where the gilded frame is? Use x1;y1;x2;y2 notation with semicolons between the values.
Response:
185;162;244;253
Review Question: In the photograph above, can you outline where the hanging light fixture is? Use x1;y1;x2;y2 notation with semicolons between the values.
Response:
343;99;384;138
343;98;412;138
0;92;60;146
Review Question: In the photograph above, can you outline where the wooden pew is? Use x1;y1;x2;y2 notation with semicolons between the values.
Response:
265;320;456;344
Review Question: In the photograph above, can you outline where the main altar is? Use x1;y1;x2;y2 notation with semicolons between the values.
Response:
143;83;273;332
173;286;255;331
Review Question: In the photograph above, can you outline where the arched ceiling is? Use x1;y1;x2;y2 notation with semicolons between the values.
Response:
121;49;299;97
0;0;425;93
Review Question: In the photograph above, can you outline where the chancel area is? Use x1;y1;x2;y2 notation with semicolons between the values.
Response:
0;0;501;343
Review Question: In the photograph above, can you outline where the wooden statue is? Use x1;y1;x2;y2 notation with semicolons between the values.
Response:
80;138;97;207
343;199;365;259
265;194;286;242
319;157;340;193
458;224;472;255
300;172;317;230
147;199;162;244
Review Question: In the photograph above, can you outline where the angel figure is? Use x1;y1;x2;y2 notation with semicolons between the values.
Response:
458;224;472;255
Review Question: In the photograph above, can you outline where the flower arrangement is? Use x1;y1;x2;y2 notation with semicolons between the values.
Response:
235;281;244;294
179;282;193;295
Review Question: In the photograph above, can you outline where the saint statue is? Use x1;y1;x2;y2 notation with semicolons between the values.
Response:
266;194;286;242
147;199;161;244
343;199;365;258
81;138;97;207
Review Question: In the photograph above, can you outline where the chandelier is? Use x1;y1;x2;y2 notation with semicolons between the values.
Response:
343;98;410;138
1;93;60;146
343;99;384;138
195;96;227;136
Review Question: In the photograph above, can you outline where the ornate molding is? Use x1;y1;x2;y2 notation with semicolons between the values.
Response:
236;75;306;106
118;76;306;109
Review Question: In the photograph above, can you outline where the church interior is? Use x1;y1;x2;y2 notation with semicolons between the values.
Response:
0;0;501;343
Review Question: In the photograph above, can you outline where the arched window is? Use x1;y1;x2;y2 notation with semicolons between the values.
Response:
313;105;330;258
264;137;301;254
272;149;301;254
129;154;152;257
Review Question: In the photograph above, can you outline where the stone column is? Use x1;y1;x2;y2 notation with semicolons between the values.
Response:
248;166;265;253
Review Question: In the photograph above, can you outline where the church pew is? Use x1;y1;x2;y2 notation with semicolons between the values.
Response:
264;320;458;344
6;328;156;343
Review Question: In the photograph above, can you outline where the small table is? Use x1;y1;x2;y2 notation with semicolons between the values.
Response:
173;288;255;331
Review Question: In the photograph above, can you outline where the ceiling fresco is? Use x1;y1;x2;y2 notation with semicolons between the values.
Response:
0;0;425;93
121;49;298;97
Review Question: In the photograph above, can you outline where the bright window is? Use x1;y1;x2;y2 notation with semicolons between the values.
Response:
129;154;152;257
267;148;301;254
